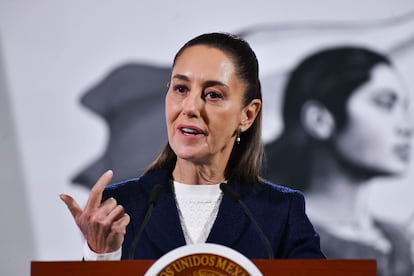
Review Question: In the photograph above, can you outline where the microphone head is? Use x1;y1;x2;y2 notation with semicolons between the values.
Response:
219;182;240;202
149;184;163;205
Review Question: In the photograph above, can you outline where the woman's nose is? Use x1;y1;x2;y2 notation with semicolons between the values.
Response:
397;126;413;138
182;91;202;117
397;117;414;138
396;102;414;138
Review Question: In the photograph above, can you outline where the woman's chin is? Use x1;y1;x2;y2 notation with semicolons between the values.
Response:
365;163;408;177
172;144;208;162
175;151;204;163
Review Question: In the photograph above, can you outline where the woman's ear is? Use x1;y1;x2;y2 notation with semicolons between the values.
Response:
301;100;335;140
240;99;261;131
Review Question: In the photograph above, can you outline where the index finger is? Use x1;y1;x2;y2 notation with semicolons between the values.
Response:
85;170;114;209
59;194;83;219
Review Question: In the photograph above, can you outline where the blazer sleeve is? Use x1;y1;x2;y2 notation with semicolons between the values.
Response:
283;191;325;258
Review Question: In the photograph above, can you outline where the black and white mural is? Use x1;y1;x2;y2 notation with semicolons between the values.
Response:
1;1;414;275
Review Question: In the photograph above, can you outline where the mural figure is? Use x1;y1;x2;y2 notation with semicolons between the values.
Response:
72;64;170;188
263;46;413;276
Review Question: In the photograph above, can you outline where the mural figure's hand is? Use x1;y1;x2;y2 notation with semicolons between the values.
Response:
60;170;130;253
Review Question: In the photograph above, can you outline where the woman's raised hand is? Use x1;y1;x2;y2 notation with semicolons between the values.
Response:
60;170;130;253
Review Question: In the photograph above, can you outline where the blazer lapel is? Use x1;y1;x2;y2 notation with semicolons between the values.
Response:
139;169;186;253
207;180;250;247
145;190;187;253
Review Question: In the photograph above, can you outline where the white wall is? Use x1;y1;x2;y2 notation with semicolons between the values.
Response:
0;37;35;276
1;1;414;275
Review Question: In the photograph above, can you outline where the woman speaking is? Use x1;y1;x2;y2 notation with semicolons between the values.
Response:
60;32;324;260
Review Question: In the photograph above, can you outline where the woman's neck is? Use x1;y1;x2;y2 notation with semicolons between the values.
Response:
305;147;373;224
172;159;226;185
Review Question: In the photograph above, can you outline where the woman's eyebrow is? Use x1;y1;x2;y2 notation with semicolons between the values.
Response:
203;80;228;89
172;74;229;89
172;74;190;81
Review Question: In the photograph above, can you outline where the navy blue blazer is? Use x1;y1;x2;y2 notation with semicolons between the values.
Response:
102;167;325;260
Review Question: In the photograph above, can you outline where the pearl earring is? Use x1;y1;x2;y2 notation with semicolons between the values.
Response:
236;129;242;145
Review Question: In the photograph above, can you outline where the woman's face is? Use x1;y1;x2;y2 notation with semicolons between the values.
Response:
333;64;412;175
165;45;248;166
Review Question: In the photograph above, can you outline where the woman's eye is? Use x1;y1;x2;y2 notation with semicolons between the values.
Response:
372;92;397;110
173;85;188;94
205;91;223;100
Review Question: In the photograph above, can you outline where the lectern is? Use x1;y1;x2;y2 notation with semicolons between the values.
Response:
31;259;376;275
32;244;376;275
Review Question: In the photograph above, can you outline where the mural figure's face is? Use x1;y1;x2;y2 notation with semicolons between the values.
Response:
333;64;412;175
165;45;247;166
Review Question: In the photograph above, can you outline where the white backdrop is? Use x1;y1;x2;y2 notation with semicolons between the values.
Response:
1;1;414;275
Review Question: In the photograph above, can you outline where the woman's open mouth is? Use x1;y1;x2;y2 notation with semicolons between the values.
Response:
179;126;206;136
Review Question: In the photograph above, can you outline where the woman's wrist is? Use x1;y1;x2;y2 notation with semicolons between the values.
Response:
82;241;122;261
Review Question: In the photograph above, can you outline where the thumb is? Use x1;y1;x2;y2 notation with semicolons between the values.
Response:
60;194;82;220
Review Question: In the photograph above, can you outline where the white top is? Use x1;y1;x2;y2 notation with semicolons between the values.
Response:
173;181;223;244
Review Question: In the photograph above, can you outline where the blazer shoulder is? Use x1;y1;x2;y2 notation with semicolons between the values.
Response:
102;177;143;201
105;177;141;191
102;168;170;203
259;179;305;199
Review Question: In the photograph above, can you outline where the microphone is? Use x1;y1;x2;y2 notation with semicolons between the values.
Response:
219;183;274;259
128;184;163;259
